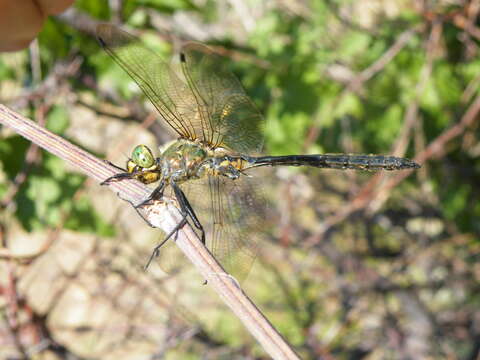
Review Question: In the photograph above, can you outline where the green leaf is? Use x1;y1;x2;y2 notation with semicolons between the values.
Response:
46;105;70;134
334;92;363;118
3;147;116;236
338;32;372;60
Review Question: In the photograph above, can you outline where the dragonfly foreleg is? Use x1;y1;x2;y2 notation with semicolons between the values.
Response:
102;168;161;186
101;171;136;185
103;159;126;171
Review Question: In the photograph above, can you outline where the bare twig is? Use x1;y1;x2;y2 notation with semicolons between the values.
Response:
369;87;480;211
0;104;300;360
7;58;82;110
453;12;480;41
3;261;29;359
392;21;441;158
304;26;419;151
348;27;420;93
368;21;442;212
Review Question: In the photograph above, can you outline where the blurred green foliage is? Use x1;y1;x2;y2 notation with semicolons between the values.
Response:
0;134;114;235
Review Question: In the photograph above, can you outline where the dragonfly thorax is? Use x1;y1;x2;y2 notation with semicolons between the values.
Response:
159;140;209;183
159;139;250;184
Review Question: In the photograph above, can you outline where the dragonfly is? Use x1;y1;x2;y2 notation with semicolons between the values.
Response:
96;24;420;281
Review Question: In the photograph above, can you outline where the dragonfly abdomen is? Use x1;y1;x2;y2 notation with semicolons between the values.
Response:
250;154;420;171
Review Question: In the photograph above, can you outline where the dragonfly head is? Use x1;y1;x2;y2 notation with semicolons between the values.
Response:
125;145;162;185
127;144;156;172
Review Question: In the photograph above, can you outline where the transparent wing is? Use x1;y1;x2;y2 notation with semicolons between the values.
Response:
96;24;205;140
180;43;265;154
156;174;267;283
97;24;265;154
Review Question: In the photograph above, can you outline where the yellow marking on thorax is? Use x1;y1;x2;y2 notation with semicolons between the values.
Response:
229;158;248;171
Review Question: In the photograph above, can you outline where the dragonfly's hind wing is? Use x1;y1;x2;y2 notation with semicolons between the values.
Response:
201;174;266;282
154;174;267;283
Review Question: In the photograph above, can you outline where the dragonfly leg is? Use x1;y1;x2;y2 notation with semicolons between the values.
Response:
102;168;161;186
103;159;126;171
143;213;188;270
135;182;166;208
131;205;156;228
172;181;208;285
101;171;135;185
143;182;205;272
171;181;206;245
119;195;158;229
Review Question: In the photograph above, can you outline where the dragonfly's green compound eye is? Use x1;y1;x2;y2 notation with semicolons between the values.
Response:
132;145;155;168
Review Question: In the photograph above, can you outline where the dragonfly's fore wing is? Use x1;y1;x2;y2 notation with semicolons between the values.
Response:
155;174;266;283
180;43;265;154
96;24;202;140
